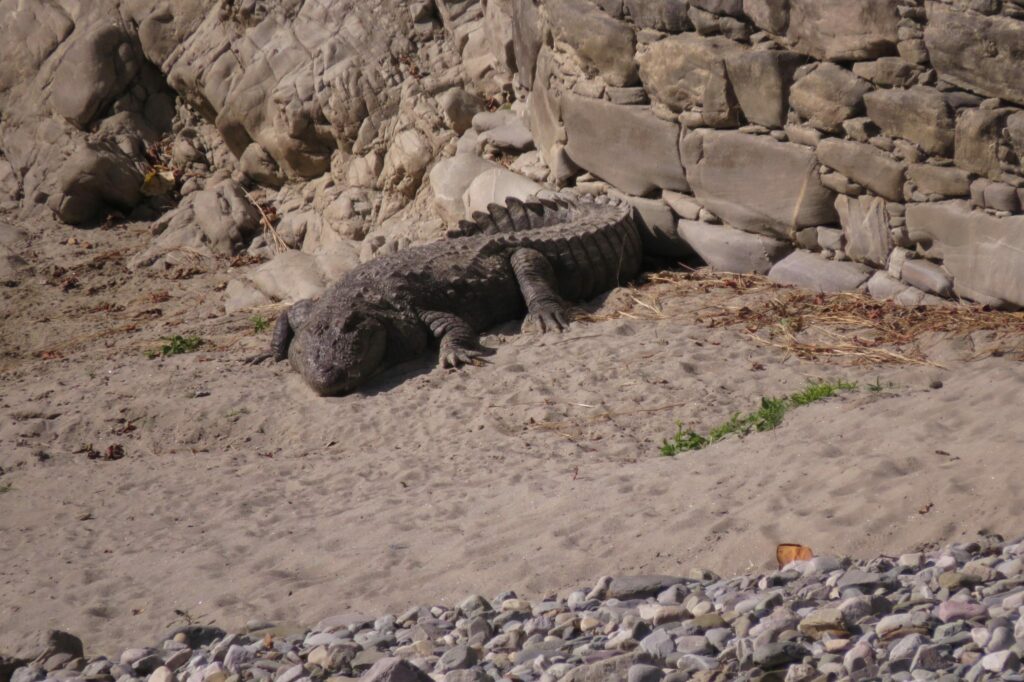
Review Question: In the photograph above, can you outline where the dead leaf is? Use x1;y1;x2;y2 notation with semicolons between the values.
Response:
918;502;933;515
141;168;176;196
777;543;814;568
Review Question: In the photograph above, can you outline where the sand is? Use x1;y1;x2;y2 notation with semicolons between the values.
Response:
1;215;1022;658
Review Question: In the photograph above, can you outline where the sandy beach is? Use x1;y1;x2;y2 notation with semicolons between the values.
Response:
2;215;1022;658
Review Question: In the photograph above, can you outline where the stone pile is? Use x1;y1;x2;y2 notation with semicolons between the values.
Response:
3;0;1024;311
5;536;1024;682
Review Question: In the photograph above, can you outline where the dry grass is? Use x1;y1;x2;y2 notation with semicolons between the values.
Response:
583;268;1024;366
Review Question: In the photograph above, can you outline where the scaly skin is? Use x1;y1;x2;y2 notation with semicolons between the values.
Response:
267;192;643;395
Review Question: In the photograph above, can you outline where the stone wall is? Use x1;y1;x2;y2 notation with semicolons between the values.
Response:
500;0;1024;308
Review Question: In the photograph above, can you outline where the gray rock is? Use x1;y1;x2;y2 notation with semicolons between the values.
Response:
906;164;971;198
636;33;745;127
835;194;892;268
625;0;690;32
768;251;872;293
900;259;952;298
863;86;955;156
983;182;1020;213
677;220;791;274
683;130;838;239
51;23;139;129
853;57;922;88
608;576;688;600
786;0;899;61
790;63;872;133
724;50;804;129
429;155;501;223
743;0;789;34
361;657;433;682
512;0;543;89
48;139;146;225
906;200;1024;307
438;88;483;135
443;670;490;682
954;108;1011;180
562;652;656;682
626;663;663;682
562;94;687;196
924;3;1024;107
816;139;906;202
461;168;543;217
436;646;476;673
480;118;535;153
639;629;675;662
545;0;638;87
239;144;286;189
752;641;808;669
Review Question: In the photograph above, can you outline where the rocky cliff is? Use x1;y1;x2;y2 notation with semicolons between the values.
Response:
2;0;1024;309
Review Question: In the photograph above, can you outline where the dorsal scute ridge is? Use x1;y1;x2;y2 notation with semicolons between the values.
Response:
444;191;628;240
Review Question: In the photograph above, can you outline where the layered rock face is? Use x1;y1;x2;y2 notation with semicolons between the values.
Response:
3;0;1024;309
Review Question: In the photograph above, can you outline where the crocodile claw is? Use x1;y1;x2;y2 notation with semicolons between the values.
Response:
525;309;570;333
440;347;490;369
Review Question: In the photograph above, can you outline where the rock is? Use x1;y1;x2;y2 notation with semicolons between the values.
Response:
639;629;675;662
752;641;808;670
562;652;655;682
224;278;272;314
48;139;146;225
786;0;899;61
768;251;872;293
936;600;988;624
512;0;543;89
863;86;955;156
906;164;971;198
625;0;690;32
462;168;543;217
789;63;872;133
683;130;837;239
607;576;687;600
380;129;433;197
435;646;476;673
743;0;789;34
852;57;921;88
954;108;1010;179
816;139;906;202
626;663;664;682
724;50;804;129
438;88;483;135
663;191;702;220
924;2;1024;106
562;94;687;196
429;155;501;223
360;657;433;682
480;117;534;153
835;194;892;268
906;201;1024;307
900;259;952;298
240;144;286;188
911;644;948;672
798;609;847;640
51;23;139;129
250;251;329;303
636;33;745;127
981;650;1021;674
148;667;176;682
677;220;791;274
544;0;638;86
983;183;1020;213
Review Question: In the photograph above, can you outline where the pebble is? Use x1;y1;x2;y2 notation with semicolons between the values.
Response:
9;537;1024;682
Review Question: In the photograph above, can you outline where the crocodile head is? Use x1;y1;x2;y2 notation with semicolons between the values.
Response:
289;307;387;396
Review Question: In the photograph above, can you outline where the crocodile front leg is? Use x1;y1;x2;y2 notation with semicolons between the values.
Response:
246;299;315;364
419;310;489;368
511;248;570;332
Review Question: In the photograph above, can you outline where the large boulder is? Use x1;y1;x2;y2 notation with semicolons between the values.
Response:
815;139;906;202
47;139;147;225
954;108;1011;180
789;64;872;133
906;201;1024;308
924;2;1024;107
724;50;804;129
129;180;261;269
786;0;899;61
50;23;140;129
562;94;687;196
742;0;789;34
768;251;873;293
636;33;746;127
429;155;501;223
543;0;638;86
512;0;543;88
678;220;791;274
462;168;543;216
0;0;74;93
682;130;837;239
835;195;892;268
863;86;955;157
625;0;691;32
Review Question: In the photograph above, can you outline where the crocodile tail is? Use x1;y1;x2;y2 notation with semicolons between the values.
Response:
446;193;578;238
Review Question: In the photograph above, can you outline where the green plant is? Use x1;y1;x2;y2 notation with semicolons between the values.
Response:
147;335;204;358
0;482;12;494
250;315;269;333
660;379;858;456
867;377;894;393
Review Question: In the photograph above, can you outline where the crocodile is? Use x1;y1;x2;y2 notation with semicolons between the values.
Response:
263;192;643;395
